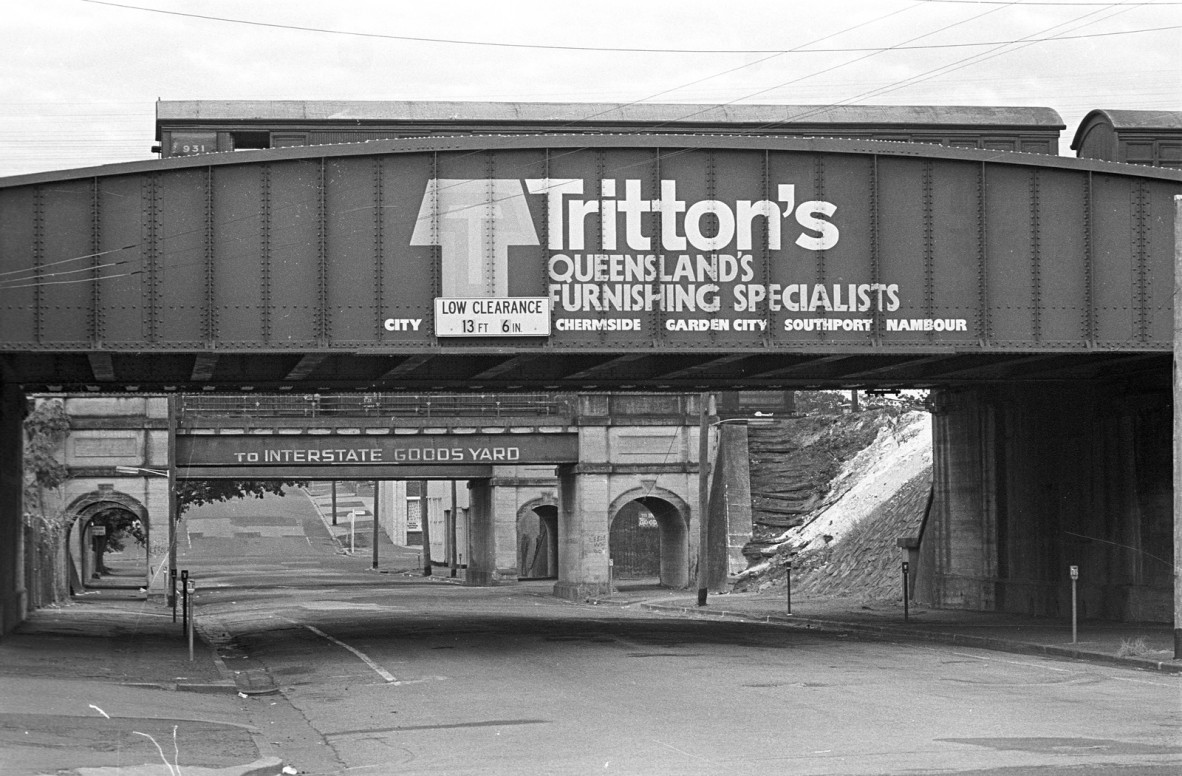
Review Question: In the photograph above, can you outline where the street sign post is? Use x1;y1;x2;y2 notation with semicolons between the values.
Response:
1070;565;1080;643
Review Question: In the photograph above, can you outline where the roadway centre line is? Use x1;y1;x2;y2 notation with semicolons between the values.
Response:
283;618;397;683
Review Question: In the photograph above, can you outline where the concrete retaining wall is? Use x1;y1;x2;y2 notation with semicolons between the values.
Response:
920;382;1171;622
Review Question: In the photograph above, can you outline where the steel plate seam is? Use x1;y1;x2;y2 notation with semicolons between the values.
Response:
871;155;882;346
203;167;215;344
147;173;160;344
90;177;102;345
1031;168;1042;343
541;148;551;352
761;149;772;348
652;148;662;347
1134;179;1149;344
430;150;440;303
33;185;43;344
923;161;934;340
707;149;717;348
977;162;989;346
814;153;826;344
261;163;272;345
317;157;329;346
373;157;385;343
596;149;608;343
1083;172;1095;346
486;150;496;306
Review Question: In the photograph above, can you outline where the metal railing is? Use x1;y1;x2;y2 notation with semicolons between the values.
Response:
179;393;576;421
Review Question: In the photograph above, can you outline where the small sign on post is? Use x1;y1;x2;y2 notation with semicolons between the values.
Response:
180;570;189;636
186;577;196;662
1070;565;1079;643
902;561;911;622
785;560;793;615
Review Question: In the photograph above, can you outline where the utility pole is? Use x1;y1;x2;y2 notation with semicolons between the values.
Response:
167;395;178;611
371;480;379;570
696;392;715;606
420;480;432;576
449;479;459;578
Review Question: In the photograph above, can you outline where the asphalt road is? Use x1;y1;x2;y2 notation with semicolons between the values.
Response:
181;490;1182;776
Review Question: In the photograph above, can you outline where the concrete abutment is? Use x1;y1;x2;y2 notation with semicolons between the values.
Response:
1;383;25;636
919;382;1172;622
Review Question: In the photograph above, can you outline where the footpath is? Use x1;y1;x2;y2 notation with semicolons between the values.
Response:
0;590;285;776
597;585;1182;675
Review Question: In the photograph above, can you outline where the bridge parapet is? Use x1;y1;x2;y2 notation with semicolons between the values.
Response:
178;393;578;433
574;393;701;427
176;392;706;433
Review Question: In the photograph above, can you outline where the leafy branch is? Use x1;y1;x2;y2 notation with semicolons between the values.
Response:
23;399;70;533
176;479;308;517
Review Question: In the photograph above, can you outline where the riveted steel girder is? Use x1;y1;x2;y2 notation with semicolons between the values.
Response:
1;135;1178;392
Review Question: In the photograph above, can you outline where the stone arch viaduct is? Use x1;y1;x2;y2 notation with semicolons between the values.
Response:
1;133;1180;649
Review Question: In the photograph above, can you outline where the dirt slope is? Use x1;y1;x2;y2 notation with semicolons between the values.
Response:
735;403;932;600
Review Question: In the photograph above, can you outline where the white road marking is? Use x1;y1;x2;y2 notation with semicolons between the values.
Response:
289;619;397;683
652;738;713;763
297;602;402;611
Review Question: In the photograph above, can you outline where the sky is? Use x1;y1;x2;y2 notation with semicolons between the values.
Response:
0;0;1179;177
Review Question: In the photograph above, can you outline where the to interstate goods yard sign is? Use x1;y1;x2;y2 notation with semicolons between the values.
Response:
177;434;580;470
1;135;1179;356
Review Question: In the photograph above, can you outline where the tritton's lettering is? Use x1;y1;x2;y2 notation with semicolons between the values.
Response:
406;177;970;338
523;179;838;252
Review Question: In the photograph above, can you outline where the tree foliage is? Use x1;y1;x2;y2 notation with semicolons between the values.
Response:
23;399;70;521
176;479;308;516
23;399;72;602
89;506;147;574
91;507;147;551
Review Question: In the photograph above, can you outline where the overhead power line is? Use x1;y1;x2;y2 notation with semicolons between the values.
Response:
79;0;1182;55
915;0;1180;5
720;0;1146;132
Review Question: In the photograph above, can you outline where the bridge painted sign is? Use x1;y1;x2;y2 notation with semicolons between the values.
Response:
177;433;580;471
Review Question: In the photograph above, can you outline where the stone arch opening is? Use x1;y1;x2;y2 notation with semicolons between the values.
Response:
65;491;151;591
518;498;559;579
608;489;690;589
